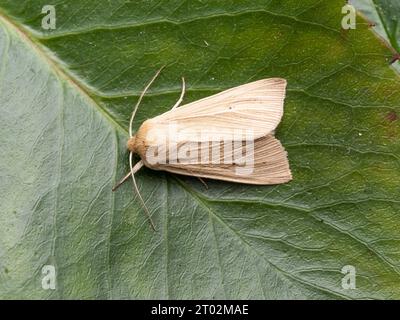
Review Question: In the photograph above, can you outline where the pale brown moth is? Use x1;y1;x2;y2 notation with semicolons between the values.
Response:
113;68;292;230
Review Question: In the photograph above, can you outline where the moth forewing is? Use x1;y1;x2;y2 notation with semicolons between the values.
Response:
149;78;287;140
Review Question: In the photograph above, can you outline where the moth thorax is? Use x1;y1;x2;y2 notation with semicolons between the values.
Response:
127;136;136;152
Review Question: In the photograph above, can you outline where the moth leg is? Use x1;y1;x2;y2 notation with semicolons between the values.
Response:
112;160;144;191
171;77;186;110
196;176;209;190
185;168;209;189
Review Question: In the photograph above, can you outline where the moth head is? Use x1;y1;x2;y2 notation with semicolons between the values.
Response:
127;135;136;152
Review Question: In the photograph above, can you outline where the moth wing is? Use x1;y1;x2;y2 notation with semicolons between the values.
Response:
147;135;292;185
152;78;287;139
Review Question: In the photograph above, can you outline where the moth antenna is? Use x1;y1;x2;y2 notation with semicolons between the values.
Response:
129;152;156;231
171;77;186;110
129;66;165;137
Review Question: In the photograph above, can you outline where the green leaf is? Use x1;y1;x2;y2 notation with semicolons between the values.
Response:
352;0;400;69
1;1;400;299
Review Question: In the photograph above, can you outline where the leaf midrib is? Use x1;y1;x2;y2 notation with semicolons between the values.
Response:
172;177;353;299
0;9;127;136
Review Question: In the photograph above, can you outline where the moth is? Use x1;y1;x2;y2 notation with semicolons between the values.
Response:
113;68;292;230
